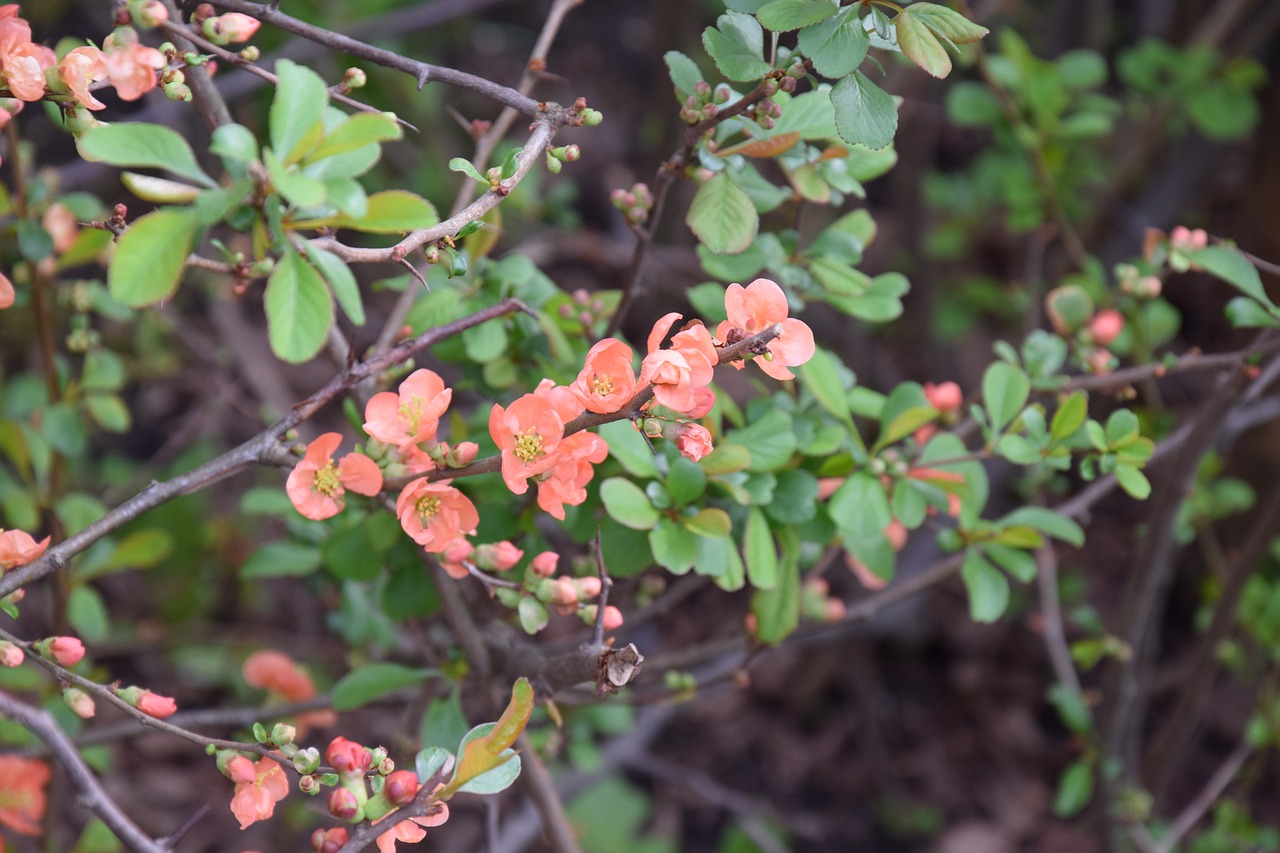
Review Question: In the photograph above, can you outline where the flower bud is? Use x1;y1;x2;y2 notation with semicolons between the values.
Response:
343;67;367;89
42;636;85;667
62;687;95;719
672;422;714;462
293;747;321;775
130;0;169;27
326;736;371;776
1089;310;1125;346
602;605;624;631
238;45;260;62
0;642;22;668
448;441;478;466
204;12;261;45
271;723;297;747
529;551;558;578
475;541;523;572
384;769;419;805
641;417;664;438
312;827;350;853
575;577;602;599
328;786;362;822
551;578;578;606
693;80;711;98
377;757;395;776
299;774;320;795
581;108;603;126
545;154;562;174
137;691;177;718
225;754;257;784
922;381;963;414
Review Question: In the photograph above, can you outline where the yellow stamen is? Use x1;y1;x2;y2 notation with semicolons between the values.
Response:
590;374;614;396
513;428;544;463
313;463;341;497
416;495;441;523
399;396;425;434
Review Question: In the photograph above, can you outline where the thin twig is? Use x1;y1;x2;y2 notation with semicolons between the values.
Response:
159;0;232;129
514;732;581;853
1036;545;1085;699
590;528;613;648
0;691;166;853
1147;742;1251;853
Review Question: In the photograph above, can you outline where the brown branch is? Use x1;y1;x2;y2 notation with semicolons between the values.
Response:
206;0;542;115
159;0;232;130
515;732;581;853
0;691;166;853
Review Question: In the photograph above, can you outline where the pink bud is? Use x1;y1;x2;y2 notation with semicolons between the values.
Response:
602;605;624;631
328;787;361;821
551;578;578;606
923;381;963;413
384;770;419;806
817;477;845;500
137;691;177;718
1137;276;1163;298
684;386;716;419
1087;348;1115;376
477;541;523;572
62;687;95;719
440;538;474;565
451;441;479;466
225;754;257;784
312;827;350;853
47;636;85;667
0;641;23;668
823;598;846;623
529;551;559;578
326;737;371;776
885;519;907;552
673;422;714;462
575;577;602;599
135;0;168;26
1089;310;1125;346
212;12;260;43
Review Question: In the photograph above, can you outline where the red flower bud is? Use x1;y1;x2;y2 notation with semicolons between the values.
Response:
326;736;370;776
384;769;420;806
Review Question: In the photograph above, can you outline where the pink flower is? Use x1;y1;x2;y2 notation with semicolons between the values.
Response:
535;431;608;520
46;636;84;666
325;736;370;777
0;641;22;668
1089;310;1125;346
572;338;636;414
923;381;963;414
229;757;288;829
0;14;53;102
671;422;713;462
489;393;570;494
205;12;260;44
57;46;108;110
716;278;815;380
375;786;449;853
0;528;48;570
395;479;479;552
0;756;50;835
104;32;164;101
41;203;77;254
438;537;473;580
640;314;717;414
243;650;314;701
286;433;383;520
0;271;12;310
684;386;716;419
363;369;452;450
529;551;558;578
137;691;177;718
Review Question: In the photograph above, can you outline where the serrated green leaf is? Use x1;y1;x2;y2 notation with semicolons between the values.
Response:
909;3;990;45
961;548;1009;622
332;663;435;711
270;59;329;165
664;50;704;101
265;247;334;363
703;12;772;82
687;174;759;255
758;0;838;33
77;123;215;187
895;8;952;78
107;209;198;307
798;6;869;78
831;71;898;150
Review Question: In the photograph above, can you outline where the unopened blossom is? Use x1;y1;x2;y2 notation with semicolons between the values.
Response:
44;636;84;666
0;755;50;835
286;433;383;520
395;479;479;552
1089;310;1125;346
475;541;522;572
129;0;168;28
529;551;558;578
572;338;636;414
0;641;21;667
363;369;452;450
57;46;108;110
684;385;716;419
312;828;350;853
229;756;288;829
104;31;164;101
438;537;473;580
717;278;815;380
204;12;261;44
640;313;717;414
137;690;177;718
41;203;77;254
0;528;47;570
62;686;95;719
670;422;713;462
489;392;573;494
535;431;608;520
923;381;963;414
325;736;371;777
1170;226;1208;252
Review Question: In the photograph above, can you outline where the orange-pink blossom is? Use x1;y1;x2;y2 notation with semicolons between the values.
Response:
395;479;479;552
640;313;717;414
672;422;714;462
375;786;449;853
535;431;608;520
0;13;54;102
229;756;288;830
104;31;164;101
0;528;48;570
286;433;383;520
572;338;636;414
363;368;452;450
0;270;13;309
489;387;578;495
0;755;49;835
57;46;107;110
716;278;815;380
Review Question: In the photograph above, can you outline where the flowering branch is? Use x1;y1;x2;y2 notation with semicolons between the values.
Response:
0;691;166;853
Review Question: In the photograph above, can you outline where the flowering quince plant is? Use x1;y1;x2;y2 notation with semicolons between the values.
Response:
6;0;1266;847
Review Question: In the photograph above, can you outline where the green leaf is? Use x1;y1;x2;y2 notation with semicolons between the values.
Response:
961;549;1009;623
830;71;898;150
750;545;800;644
107;209;198;307
829;472;892;539
799;347;853;427
983;543;1037;583
1050;391;1088;443
666;457;707;506
875;404;937;453
77;530;172;581
264;147;327;209
264;247;334;363
1185;245;1273;308
85;394;131;433
687;175;759;255
599;420;658;479
908;3;990;44
451;724;522;795
765;469;819;525
600;478;660;530
209;123;259;164
894;8;952;78
664;50;703;101
76;123;215;187
462;319;508;363
757;0;838;32
449;157;489;184
67;586;109;644
1052;760;1095;818
332;663;435;711
649;518;698;574
732;408;797;472
797;7;870;78
983;361;1030;433
685;507;732;538
694;534;731;577
327;190;439;234
304;242;365;326
1226;296;1280;328
1000;506;1084;547
744;507;778;589
1115;464;1151;500
308;112;402;163
1104;409;1140;447
270;59;329;165
43;404;86;455
120;172;202;205
703;12;772;82
241;541;322;578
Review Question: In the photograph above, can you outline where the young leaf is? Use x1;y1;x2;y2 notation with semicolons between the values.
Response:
999;507;1085;547
1184;245;1274;308
687;174;759;255
703;12;772;82
270;59;329;165
894;8;953;78
907;4;990;45
308;112;402;163
264;147;328;209
107;209;198;306
449;157;489;185
319;190;440;234
797;6;871;78
600;478;660;530
750;551;800;644
76;123;216;187
304;242;366;326
830;72;898;150
264;247;334;363
1050;391;1088;444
